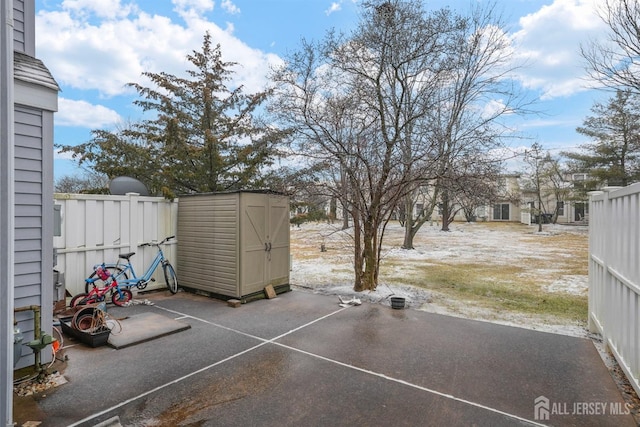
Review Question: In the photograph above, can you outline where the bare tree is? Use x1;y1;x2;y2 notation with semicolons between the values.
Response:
401;2;527;243
523;142;554;232
541;157;571;224
270;0;460;291
54;172;109;194
451;157;502;223
581;0;640;93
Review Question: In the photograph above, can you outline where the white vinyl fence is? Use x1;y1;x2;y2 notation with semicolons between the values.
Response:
589;184;640;396
53;193;178;297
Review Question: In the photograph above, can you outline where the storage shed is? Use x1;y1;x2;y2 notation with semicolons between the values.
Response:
177;191;290;300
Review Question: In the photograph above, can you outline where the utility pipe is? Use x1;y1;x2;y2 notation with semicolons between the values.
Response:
14;305;43;372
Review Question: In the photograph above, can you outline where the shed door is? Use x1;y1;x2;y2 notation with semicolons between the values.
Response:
240;194;290;295
242;199;268;293
267;195;290;285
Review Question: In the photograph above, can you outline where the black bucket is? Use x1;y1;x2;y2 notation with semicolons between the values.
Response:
390;297;406;309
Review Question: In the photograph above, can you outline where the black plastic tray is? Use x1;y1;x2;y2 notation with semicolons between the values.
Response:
59;316;111;348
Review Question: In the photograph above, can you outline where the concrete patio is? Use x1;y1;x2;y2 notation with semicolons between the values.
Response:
14;290;637;426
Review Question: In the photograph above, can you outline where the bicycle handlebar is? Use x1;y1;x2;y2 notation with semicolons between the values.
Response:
138;236;175;248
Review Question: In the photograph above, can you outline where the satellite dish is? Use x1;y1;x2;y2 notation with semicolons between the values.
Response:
109;176;149;196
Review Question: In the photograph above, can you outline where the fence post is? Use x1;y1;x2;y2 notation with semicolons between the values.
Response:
589;187;622;352
588;191;602;335
128;193;140;254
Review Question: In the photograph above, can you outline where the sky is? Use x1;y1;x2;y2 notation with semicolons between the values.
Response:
34;0;613;181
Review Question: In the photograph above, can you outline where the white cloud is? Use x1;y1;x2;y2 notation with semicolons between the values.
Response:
510;0;607;99
56;98;122;128
326;2;342;16
481;98;514;119
172;0;214;15
221;0;240;15
36;1;280;98
60;0;138;19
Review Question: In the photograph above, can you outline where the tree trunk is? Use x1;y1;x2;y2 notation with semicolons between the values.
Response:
358;220;378;291
402;187;440;250
341;168;349;230
402;197;416;249
537;200;543;232
441;191;452;231
329;197;337;224
352;215;363;291
353;211;379;292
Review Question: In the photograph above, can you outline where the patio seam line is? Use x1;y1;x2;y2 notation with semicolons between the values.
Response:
66;303;548;427
66;340;271;427
271;341;548;427
66;304;349;426
155;304;548;426
153;304;351;343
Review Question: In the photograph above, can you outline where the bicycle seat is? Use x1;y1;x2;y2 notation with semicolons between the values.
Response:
118;252;136;260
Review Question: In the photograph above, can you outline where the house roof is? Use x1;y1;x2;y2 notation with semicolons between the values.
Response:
14;51;59;92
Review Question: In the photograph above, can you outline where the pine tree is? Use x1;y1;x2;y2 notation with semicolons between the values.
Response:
563;90;640;190
58;32;284;197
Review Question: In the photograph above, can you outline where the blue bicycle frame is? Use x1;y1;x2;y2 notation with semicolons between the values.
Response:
116;250;164;289
86;236;178;294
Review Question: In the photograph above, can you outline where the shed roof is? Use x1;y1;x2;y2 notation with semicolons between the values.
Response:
14;51;59;92
179;189;288;198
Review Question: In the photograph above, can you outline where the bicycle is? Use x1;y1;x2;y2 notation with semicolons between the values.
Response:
70;265;133;307
85;236;179;295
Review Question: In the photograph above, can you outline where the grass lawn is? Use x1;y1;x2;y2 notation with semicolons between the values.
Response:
291;220;589;327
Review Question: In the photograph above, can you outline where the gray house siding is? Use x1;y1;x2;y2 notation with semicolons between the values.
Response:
13;0;35;56
13;105;54;369
9;0;58;371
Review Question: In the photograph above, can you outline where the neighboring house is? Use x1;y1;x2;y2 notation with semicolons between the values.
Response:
407;175;522;223
309;171;589;225
486;174;521;222
6;0;59;371
520;172;590;224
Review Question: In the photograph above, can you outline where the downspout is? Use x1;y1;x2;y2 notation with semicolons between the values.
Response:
1;1;16;426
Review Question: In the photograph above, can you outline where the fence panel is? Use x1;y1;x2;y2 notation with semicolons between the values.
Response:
53;193;178;297
589;184;640;397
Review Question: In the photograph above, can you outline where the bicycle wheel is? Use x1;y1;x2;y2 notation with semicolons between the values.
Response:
163;263;179;294
70;293;98;307
85;266;128;293
112;289;133;306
